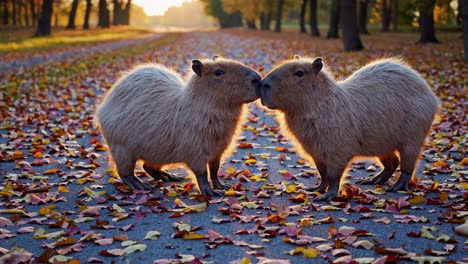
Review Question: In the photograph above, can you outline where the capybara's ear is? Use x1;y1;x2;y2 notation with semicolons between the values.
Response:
192;60;203;76
313;57;323;75
213;55;220;60
294;55;301;60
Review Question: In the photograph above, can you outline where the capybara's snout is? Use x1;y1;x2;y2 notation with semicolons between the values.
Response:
259;77;273;108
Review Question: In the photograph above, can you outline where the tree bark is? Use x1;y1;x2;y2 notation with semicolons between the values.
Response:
327;0;340;38
1;0;8;25
392;0;398;31
112;0;122;25
23;0;29;26
418;0;438;43
460;0;468;60
12;0;16;25
83;0;92;29
98;0;110;28
382;0;391;32
340;0;364;51
274;0;284;32
35;0;53;36
299;0;307;33
29;0;36;26
309;0;320;36
358;0;369;34
246;20;257;29
67;0;79;29
123;0;131;25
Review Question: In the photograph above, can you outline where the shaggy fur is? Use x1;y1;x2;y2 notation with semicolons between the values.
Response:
260;57;440;201
96;57;261;196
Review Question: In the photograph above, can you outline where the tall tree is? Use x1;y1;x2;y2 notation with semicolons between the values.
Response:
392;0;398;31
274;0;284;32
12;0;16;25
201;0;242;28
418;0;437;43
299;0;307;33
382;0;391;32
309;0;320;36
23;0;29;25
29;0;36;26
35;0;53;36
358;0;369;34
1;0;8;25
66;0;79;29
461;0;468;60
83;0;91;29
122;0;131;25
340;0;364;51
98;0;110;28
260;0;273;30
327;0;340;38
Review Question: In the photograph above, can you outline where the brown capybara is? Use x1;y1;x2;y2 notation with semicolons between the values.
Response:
96;56;261;196
259;56;440;201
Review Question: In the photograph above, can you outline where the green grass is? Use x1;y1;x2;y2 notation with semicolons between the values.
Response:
0;26;156;54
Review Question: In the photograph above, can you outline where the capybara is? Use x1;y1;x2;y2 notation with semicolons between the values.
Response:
96;56;261;196
259;56;440;201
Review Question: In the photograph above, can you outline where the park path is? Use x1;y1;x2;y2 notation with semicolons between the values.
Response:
0;30;466;263
0;33;163;73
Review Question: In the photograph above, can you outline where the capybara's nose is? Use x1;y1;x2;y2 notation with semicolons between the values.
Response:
251;77;260;86
261;82;271;89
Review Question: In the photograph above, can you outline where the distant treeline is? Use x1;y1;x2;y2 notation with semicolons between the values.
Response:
149;1;215;28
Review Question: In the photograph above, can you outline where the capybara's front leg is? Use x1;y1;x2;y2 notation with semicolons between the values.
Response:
307;161;328;192
387;146;418;192
112;145;151;190
356;152;399;185
313;165;345;202
143;163;184;182
195;169;224;197
209;159;230;190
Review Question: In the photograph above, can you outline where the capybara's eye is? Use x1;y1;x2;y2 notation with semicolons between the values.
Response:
215;70;225;76
295;71;305;77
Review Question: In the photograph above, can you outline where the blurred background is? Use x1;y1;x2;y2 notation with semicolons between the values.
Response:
0;0;463;41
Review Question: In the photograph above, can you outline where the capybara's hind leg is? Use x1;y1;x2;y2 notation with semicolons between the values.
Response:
314;165;345;201
209;159;230;190
307;161;328;192
356;152;399;185
112;145;151;190
387;146;419;192
143;163;184;182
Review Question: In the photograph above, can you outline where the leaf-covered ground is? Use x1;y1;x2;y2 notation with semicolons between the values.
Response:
0;29;466;263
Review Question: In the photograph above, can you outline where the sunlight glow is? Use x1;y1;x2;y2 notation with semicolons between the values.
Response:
133;0;192;16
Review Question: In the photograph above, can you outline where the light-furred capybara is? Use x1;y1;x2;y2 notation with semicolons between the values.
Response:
259;56;440;201
96;56;261;196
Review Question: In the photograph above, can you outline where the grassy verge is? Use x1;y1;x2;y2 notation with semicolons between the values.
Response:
0;26;156;54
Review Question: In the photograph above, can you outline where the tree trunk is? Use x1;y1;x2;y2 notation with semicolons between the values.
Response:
35;0;53;36
123;0;131;25
327;0;340;38
309;0;320;36
358;0;369;34
12;0;16;25
418;0;438;43
260;12;266;30
274;0;284;32
112;0;122;25
461;0;468;60
246;20;257;29
382;0;391;32
29;0;35;26
67;0;79;29
23;0;29;26
340;0;364;51
392;0;398;31
17;0;23;25
299;0;307;33
98;0;110;28
1;0;8;25
83;0;92;29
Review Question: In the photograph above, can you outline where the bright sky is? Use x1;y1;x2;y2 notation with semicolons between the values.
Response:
133;0;191;16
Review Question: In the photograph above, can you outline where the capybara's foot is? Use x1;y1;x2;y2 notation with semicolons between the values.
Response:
199;184;224;197
307;181;327;192
212;180;231;190
121;175;152;190
313;191;337;202
386;172;411;192
143;164;184;182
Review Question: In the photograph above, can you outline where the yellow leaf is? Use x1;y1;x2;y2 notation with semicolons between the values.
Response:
183;233;205;240
0;209;26;214
58;186;69;193
84;186;107;198
286;185;296;193
225;188;236;196
33;152;43;158
459;182;468;189
166;191;177;197
239;257;251;264
408;195;425;204
245;158;257;164
38;205;57;215
303;248;319;258
227;166;235;174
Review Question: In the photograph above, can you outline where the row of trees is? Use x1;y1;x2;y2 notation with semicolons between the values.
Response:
0;0;134;36
201;0;464;52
